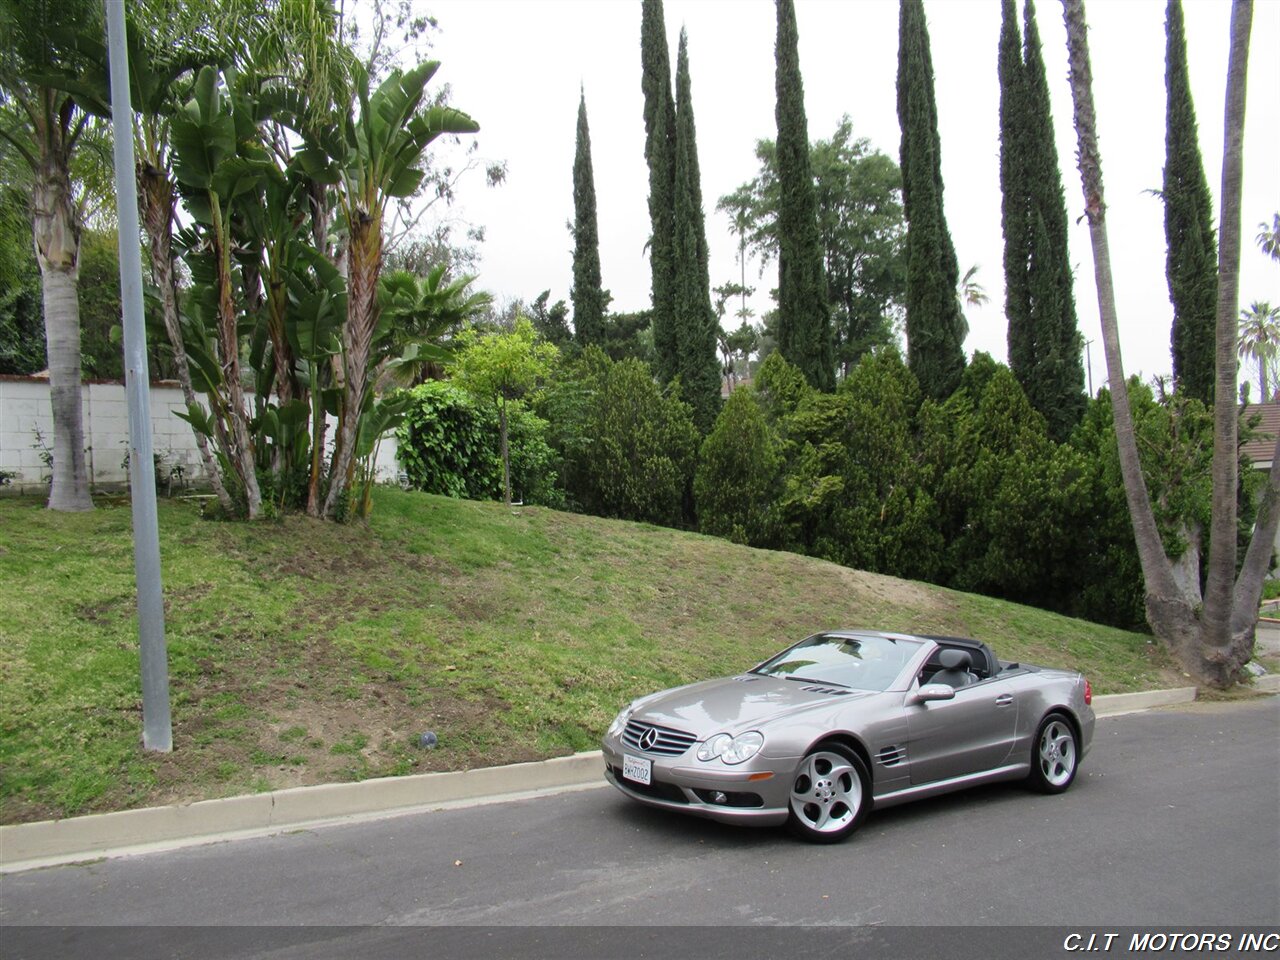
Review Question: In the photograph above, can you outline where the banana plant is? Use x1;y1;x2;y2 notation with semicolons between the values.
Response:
283;59;479;519
288;245;346;516
169;65;274;517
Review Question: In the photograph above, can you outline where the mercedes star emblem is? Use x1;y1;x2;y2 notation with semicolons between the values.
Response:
638;727;659;751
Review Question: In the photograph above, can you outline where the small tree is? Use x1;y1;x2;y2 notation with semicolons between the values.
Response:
452;318;558;506
695;388;780;545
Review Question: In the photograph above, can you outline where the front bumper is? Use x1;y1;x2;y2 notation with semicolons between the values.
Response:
601;736;792;827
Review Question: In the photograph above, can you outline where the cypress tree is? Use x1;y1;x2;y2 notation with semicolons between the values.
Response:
896;0;966;400
774;0;834;391
1000;0;1085;440
999;0;1032;386
571;88;606;346
641;0;678;382
672;29;722;432
1164;0;1217;403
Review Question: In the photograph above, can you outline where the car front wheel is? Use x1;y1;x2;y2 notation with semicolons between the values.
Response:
1028;713;1079;794
786;744;870;843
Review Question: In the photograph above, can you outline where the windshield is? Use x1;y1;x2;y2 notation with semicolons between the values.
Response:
752;634;921;692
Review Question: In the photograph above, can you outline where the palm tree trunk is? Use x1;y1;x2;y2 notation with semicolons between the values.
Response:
138;163;234;515
1061;0;1181;605
1063;0;1263;687
38;265;93;510
1202;0;1259;669
32;122;92;512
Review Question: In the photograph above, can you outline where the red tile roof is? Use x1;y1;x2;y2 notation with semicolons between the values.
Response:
1242;402;1280;465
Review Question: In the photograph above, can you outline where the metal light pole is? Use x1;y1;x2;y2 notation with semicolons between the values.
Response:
105;0;172;752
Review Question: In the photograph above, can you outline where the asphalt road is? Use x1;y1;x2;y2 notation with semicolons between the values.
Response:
2;698;1277;958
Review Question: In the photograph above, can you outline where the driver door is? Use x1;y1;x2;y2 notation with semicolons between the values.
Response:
905;676;1019;785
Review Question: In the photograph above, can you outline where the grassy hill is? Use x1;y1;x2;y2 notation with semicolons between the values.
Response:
0;488;1178;824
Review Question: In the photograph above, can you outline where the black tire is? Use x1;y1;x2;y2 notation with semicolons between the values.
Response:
785;743;871;844
1027;712;1079;794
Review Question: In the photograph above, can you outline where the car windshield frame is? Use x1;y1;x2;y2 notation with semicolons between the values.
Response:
751;633;924;692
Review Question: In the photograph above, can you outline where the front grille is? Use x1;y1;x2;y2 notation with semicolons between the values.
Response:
622;719;697;756
608;765;689;804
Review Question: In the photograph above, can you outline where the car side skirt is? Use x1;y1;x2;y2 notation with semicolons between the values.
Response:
871;762;1031;810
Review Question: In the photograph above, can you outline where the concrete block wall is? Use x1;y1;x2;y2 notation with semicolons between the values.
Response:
0;376;400;495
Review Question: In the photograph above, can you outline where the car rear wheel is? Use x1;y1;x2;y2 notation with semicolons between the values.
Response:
1028;713;1078;794
786;744;870;844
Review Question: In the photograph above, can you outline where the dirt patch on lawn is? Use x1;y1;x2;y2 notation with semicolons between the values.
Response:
115;623;553;815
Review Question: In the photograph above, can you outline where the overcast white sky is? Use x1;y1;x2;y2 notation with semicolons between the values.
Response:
410;0;1278;394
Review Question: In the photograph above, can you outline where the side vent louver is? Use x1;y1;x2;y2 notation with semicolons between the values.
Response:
878;745;906;767
732;675;760;683
801;685;851;696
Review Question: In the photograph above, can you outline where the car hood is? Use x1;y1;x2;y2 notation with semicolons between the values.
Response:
629;674;876;736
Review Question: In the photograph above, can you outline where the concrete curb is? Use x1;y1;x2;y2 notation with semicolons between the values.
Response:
0;751;606;875
1091;685;1198;717
3;681;1276;874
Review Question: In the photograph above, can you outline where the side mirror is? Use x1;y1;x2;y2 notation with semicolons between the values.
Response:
913;683;956;704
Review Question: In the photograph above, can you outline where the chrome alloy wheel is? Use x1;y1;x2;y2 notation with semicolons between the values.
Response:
1038;718;1077;788
789;750;862;834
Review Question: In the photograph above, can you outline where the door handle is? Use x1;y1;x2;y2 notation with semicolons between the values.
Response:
995;694;1014;707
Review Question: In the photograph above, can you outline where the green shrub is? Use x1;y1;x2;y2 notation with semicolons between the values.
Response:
396;380;561;507
542;349;698;526
696;388;780;545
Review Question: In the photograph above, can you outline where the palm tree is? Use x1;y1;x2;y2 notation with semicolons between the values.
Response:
1238;300;1280;400
959;264;991;309
1062;0;1278;687
376;265;492;388
0;0;107;510
1258;212;1280;262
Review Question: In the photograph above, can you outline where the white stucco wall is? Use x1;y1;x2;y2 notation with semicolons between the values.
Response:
0;376;400;494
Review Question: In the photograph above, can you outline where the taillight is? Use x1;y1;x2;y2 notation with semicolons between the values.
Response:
1083;678;1093;705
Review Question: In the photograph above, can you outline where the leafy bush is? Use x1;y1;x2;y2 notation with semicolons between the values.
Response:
541;349;698;526
696;388;780;545
396;380;560;507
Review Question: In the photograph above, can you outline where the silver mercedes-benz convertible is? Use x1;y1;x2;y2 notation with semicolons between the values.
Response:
602;630;1094;843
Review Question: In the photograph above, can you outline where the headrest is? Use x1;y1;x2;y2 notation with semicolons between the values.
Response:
938;649;972;670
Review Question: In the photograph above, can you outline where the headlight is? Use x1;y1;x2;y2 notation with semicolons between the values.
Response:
606;706;632;739
697;731;763;764
696;733;732;761
722;731;764;764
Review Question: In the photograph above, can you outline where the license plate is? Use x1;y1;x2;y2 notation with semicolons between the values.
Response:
622;753;652;786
